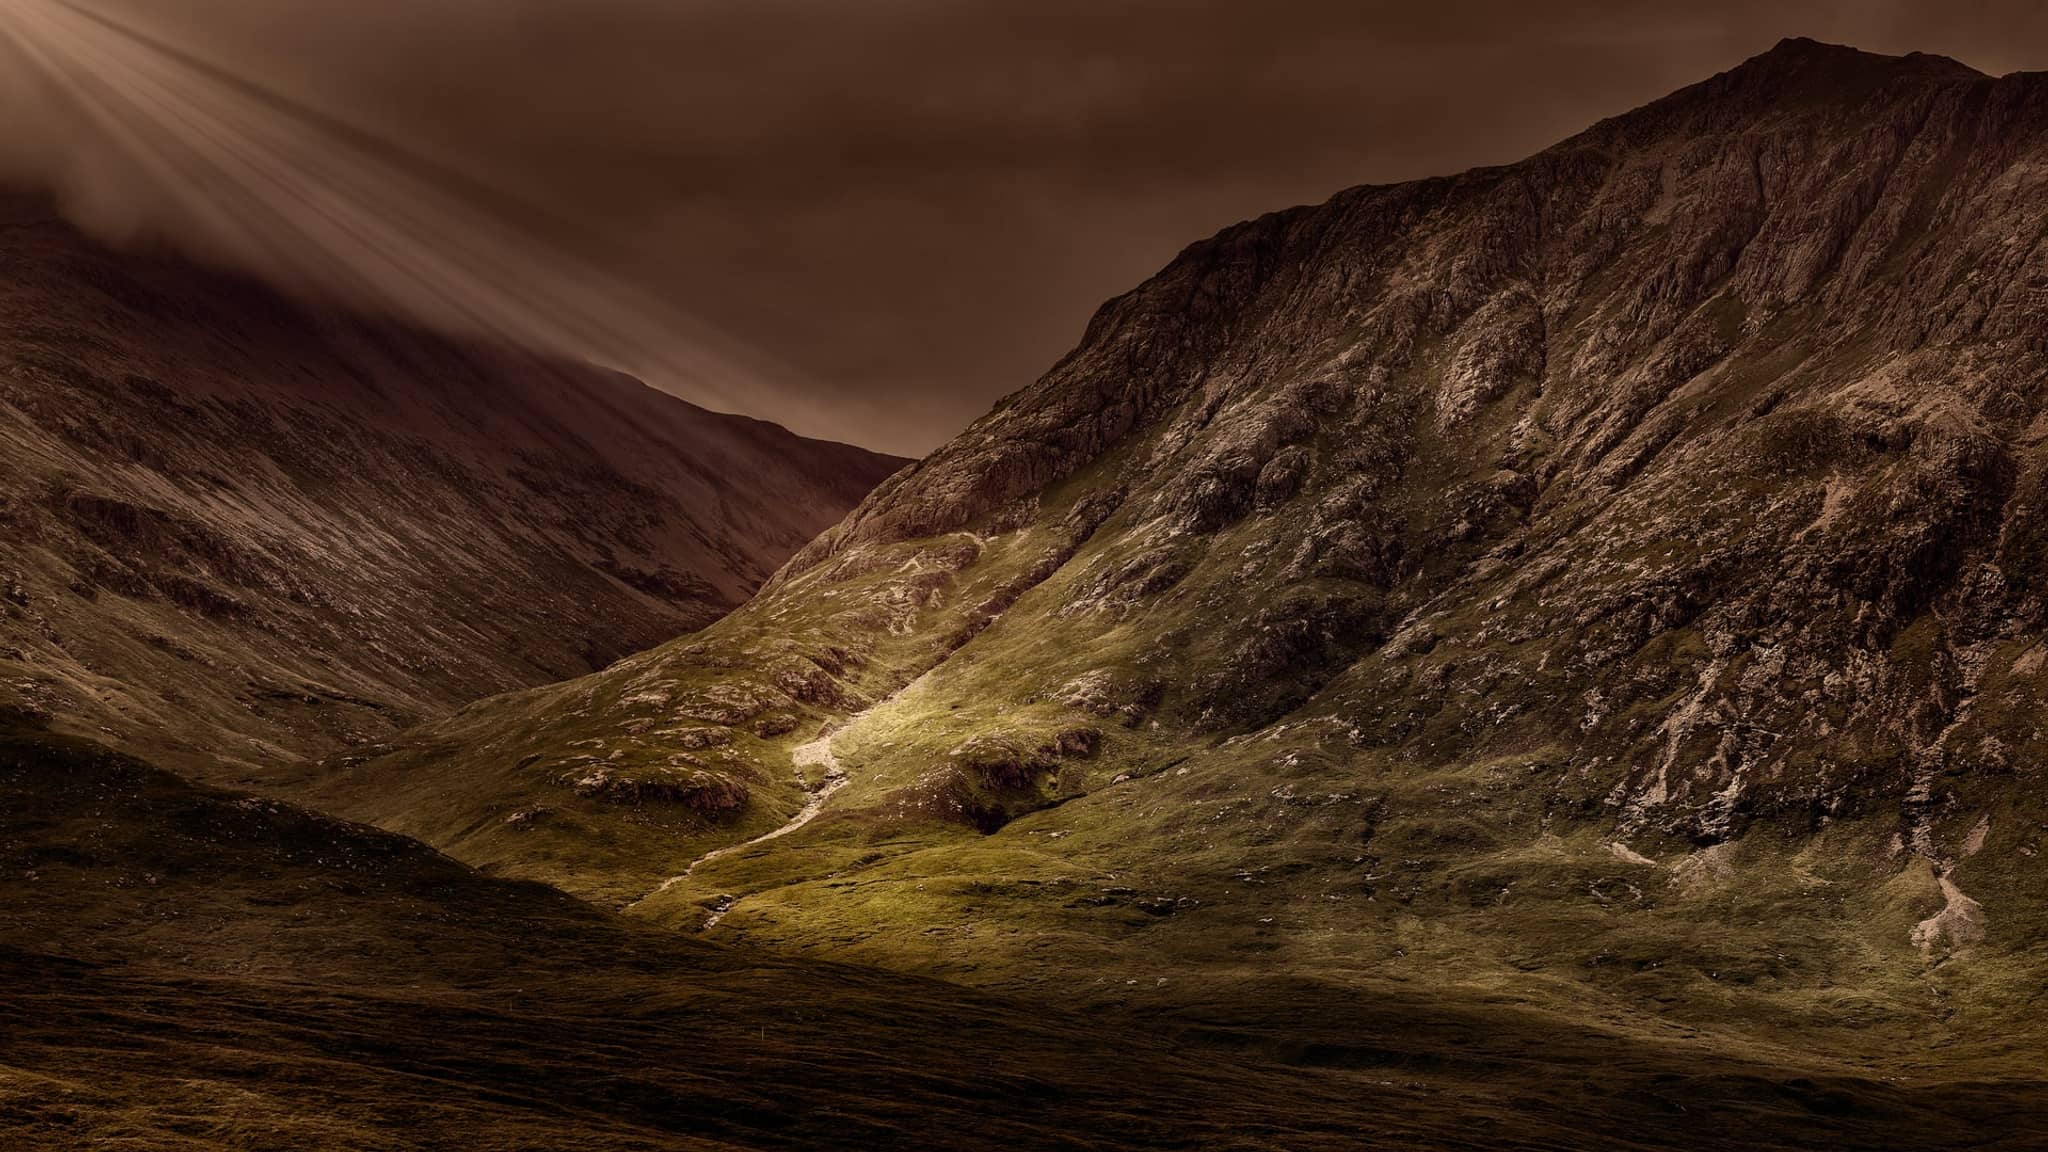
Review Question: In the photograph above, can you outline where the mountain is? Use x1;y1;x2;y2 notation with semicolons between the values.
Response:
0;192;903;783
317;39;2048;1094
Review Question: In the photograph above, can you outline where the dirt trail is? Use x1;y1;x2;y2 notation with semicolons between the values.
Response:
1911;872;1987;955
624;726;851;916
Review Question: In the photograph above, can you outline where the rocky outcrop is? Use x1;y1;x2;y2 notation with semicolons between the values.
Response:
569;764;750;814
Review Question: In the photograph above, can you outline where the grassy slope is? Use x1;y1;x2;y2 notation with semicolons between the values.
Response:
8;722;2048;1150
626;393;2048;1079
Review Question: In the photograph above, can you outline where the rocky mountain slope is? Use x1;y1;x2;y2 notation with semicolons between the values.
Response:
0;192;902;782
332;39;2048;1080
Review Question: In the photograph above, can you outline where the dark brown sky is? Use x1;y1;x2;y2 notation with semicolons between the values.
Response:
9;1;2048;454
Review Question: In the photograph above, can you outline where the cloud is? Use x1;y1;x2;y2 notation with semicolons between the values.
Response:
0;1;831;434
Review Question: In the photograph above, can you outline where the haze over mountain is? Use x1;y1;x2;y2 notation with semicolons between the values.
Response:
328;39;2048;1108
0;192;901;784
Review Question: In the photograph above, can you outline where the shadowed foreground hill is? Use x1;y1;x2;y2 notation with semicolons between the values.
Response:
327;38;2048;1098
0;192;902;783
4;721;2045;1150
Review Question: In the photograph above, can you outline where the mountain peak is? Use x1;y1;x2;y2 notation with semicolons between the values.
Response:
1761;35;1859;61
1571;37;1992;152
1734;36;1982;83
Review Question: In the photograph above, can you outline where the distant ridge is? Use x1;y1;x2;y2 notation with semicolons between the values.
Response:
0;193;904;781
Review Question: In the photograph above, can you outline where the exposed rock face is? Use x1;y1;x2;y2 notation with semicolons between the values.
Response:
752;37;2048;845
344;41;2048;1044
0;194;903;781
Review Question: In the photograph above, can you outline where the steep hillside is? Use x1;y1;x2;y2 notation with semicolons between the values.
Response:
0;193;902;781
336;37;2048;1073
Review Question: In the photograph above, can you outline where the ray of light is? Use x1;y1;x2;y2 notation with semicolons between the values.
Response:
0;0;818;422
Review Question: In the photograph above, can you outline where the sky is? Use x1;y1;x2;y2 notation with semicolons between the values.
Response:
3;1;2048;456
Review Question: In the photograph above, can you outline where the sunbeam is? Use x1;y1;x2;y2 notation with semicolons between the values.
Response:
0;0;815;420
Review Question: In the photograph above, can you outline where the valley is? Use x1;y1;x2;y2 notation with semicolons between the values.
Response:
8;32;2048;1152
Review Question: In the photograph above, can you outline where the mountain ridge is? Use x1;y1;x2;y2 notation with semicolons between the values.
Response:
0;190;904;783
771;37;1996;588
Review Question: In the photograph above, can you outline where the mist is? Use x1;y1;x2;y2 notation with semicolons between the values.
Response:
0;1;833;438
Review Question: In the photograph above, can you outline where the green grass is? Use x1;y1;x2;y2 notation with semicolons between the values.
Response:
22;723;2043;1150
